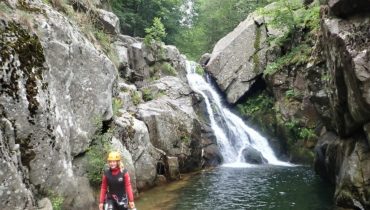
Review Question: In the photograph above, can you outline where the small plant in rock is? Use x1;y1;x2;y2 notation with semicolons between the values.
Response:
237;93;274;117
181;135;191;144
299;127;316;140
142;88;154;102
112;98;123;116
94;29;111;53
130;90;142;105
285;89;303;99
162;62;177;76
48;191;64;210
86;118;112;186
195;65;205;76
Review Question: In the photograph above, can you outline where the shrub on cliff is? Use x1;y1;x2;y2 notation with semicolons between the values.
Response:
86;118;112;186
144;17;167;46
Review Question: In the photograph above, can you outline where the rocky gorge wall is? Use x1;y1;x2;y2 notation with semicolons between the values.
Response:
0;0;220;209
202;0;370;209
314;0;370;208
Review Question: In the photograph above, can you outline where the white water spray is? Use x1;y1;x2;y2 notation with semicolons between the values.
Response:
186;61;290;167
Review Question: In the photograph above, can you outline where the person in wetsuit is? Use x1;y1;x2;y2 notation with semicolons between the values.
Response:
99;151;135;210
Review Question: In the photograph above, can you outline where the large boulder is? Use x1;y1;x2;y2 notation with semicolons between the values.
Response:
127;42;188;87
135;76;207;172
136;96;202;172
114;111;162;190
206;9;282;104
242;147;267;164
321;14;370;137
0;1;116;209
96;9;120;34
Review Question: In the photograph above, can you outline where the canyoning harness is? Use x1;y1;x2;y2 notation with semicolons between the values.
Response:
104;168;129;209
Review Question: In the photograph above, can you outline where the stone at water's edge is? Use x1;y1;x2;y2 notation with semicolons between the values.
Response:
136;84;202;172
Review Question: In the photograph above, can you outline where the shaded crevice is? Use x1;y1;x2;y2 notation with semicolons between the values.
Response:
234;74;267;105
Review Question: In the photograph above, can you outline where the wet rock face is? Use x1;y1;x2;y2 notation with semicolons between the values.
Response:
0;1;116;209
327;0;370;17
314;133;370;209
321;15;370;137
315;3;370;209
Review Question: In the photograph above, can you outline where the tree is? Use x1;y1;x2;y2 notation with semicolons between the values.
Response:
144;17;167;45
110;0;184;43
173;0;269;60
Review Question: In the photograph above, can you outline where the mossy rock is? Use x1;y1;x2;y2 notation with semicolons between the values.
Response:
0;21;47;118
289;144;314;164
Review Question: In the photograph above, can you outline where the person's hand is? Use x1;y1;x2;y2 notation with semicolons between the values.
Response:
99;203;104;210
129;201;135;209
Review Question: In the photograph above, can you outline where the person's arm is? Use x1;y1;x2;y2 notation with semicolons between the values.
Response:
99;175;107;209
124;172;134;201
124;172;135;208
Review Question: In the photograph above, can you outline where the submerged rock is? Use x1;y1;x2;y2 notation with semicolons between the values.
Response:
242;147;267;164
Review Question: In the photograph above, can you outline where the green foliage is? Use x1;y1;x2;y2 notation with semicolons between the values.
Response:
237;92;274;118
299;127;317;140
195;65;205;76
0;2;13;13
284;118;300;130
285;89;295;98
93;29;111;53
174;0;269;60
259;0;320;41
142;88;154;102
283;118;317;141
260;0;320;76
110;0;183;43
237;91;277;136
112;98;123;116
130;90;142;105
259;0;302;32
285;89;302;99
86;119;112;186
144;17;167;46
48;191;64;210
321;73;330;82
264;43;312;76
181;135;190;144
161;62;177;76
141;88;166;102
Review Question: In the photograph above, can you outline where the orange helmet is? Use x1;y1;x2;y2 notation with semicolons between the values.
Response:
107;151;121;161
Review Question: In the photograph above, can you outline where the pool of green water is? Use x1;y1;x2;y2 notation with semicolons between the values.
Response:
136;165;334;210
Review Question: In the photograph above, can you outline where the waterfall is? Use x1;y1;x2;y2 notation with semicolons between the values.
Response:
186;61;290;166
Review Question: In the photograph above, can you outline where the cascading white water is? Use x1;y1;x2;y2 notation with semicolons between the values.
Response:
186;61;290;166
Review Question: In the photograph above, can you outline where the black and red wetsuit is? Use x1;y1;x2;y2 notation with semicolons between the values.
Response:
99;167;134;209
